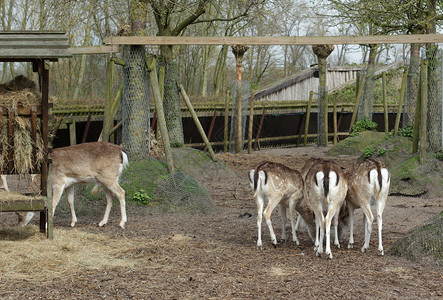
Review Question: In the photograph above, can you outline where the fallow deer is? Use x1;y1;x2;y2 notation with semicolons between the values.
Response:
20;142;129;229
249;161;306;248
345;159;390;255
304;159;348;259
300;157;350;246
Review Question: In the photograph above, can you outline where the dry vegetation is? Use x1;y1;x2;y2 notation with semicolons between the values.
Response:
0;146;442;299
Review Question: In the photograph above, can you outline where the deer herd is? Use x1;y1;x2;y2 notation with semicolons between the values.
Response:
6;140;389;260
249;157;390;259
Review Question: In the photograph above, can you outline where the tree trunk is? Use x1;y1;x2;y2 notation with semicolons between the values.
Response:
121;45;150;159
426;0;442;150
214;45;228;98
120;2;150;158
358;44;378;120
405;43;421;126
160;60;185;146
312;44;334;147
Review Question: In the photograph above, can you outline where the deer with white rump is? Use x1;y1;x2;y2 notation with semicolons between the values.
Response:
249;161;315;248
345;159;390;255
304;159;347;259
20;142;129;229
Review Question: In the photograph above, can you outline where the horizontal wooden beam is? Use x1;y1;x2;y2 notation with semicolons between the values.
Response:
69;45;120;55
104;34;443;46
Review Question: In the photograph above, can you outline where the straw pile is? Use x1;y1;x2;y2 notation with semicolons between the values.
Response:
0;75;45;174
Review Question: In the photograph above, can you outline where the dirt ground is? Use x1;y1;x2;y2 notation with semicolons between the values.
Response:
1;146;442;299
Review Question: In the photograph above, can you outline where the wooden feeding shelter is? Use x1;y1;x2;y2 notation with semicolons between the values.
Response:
0;31;71;238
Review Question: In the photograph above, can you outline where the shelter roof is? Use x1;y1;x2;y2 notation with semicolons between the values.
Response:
0;31;71;62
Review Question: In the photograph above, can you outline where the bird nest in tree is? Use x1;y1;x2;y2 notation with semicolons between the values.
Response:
0;75;45;175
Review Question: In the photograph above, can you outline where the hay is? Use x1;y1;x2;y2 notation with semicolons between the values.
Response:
0;190;44;202
0;76;46;175
0;226;138;281
0;75;41;111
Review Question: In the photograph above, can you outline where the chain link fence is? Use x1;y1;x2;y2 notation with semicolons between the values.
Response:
160;61;185;147
121;45;150;159
389;211;443;267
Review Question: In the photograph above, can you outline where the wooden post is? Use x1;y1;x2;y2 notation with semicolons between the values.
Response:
82;114;92;143
146;56;175;173
254;109;266;151
7;110;14;173
159;64;165;101
69;118;76;146
333;93;338;145
349;74;367;133
103;55;114;142
31;106;38;170
231;45;249;153
179;84;217;161
382;72;389;133
412;61;423;154
312;44;334;147
336;107;345;142
204;110;217;152
40;60;52;239
224;90;230;153
296;110;306;146
304;91;314;146
394;67;408;135
419;60;428;164
247;92;255;154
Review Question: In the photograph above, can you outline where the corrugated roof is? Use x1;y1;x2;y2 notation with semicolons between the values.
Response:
0;31;71;61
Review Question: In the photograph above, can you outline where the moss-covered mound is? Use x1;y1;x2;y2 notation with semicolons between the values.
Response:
326;131;389;157
119;154;216;214
327;131;443;198
171;147;236;180
390;211;443;268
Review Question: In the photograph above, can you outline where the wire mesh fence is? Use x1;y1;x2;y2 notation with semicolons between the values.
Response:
389;211;443;267
121;45;151;159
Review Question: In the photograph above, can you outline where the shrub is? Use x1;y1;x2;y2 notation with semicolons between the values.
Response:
351;118;378;136
363;146;375;158
397;125;414;140
377;147;386;156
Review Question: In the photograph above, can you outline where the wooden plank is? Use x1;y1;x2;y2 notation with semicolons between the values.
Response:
69;45;120;55
0;199;46;212
0;40;69;49
0;48;72;59
105;34;443;46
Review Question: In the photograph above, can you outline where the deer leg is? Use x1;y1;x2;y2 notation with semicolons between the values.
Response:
52;184;65;217
361;205;374;253
17;212;35;227
288;198;299;245
104;182;127;229
332;211;340;248
99;185;113;227
314;213;320;251
376;198;386;255
317;214;325;257
263;194;281;246
255;194;264;249
279;202;287;242
66;186;77;227
348;204;355;249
